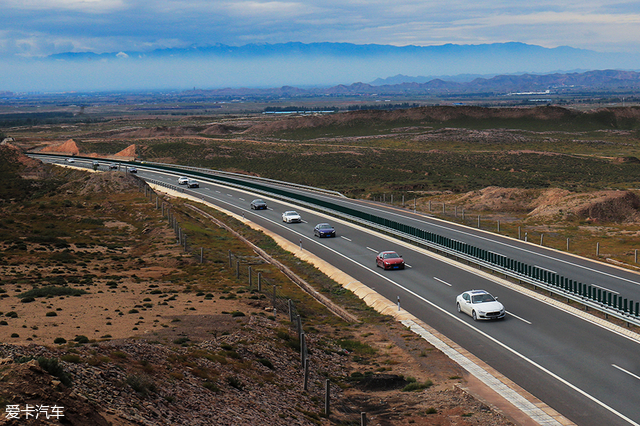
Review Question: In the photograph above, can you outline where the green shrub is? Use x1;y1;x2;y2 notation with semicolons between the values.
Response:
74;335;89;344
60;354;82;363
203;381;220;392
17;286;87;299
126;374;156;396
402;379;433;392
226;376;243;390
37;357;72;387
336;339;376;355
54;337;67;344
45;312;57;317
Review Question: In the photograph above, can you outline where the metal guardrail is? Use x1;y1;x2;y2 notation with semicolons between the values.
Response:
30;152;640;327
139;160;346;198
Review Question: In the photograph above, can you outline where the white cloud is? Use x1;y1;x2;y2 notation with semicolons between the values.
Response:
4;0;127;13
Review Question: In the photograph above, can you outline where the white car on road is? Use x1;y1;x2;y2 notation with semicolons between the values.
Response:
456;290;505;320
282;210;302;223
178;176;189;185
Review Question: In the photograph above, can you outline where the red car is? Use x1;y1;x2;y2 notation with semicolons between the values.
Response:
376;251;405;270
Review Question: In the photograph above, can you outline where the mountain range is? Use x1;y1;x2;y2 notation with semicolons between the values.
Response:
6;42;640;93
181;69;640;98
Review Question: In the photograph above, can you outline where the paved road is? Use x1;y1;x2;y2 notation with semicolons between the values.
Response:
36;156;640;426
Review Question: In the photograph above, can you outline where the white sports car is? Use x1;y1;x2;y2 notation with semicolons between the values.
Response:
456;290;505;320
282;210;302;223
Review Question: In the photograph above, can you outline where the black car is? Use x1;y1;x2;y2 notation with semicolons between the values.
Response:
314;223;336;238
250;199;267;210
128;167;138;173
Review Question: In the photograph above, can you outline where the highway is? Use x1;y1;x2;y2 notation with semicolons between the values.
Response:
37;155;640;426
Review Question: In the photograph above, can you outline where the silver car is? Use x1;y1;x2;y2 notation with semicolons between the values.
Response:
456;290;505;320
282;210;302;223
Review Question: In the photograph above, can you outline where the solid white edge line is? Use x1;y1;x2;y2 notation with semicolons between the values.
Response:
612;364;640;382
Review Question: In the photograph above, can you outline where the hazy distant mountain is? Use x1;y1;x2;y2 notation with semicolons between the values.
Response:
370;74;496;85
8;42;640;92
182;70;640;98
49;41;632;72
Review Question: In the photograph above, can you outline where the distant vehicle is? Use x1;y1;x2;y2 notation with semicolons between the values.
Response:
92;161;100;167
456;290;505;321
178;176;189;185
128;167;138;173
108;163;118;170
282;210;302;223
250;199;267;210
187;179;199;188
375;251;404;270
66;158;75;163
314;223;336;238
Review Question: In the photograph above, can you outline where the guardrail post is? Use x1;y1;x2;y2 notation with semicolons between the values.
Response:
567;238;570;251
228;250;232;267
540;234;544;246
200;247;203;263
236;260;240;278
258;272;262;291
596;242;600;256
497;220;500;233
248;266;252;287
477;215;480;228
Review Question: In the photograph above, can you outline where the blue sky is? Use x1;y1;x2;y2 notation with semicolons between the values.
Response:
2;0;640;91
3;0;640;57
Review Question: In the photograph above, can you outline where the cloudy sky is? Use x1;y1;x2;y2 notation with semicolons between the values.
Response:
3;0;640;57
2;0;640;91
